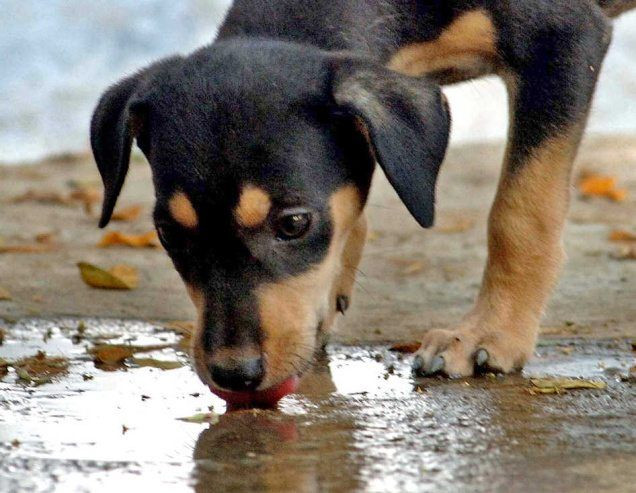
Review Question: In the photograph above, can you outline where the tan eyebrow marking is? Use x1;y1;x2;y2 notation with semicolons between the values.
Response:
235;185;272;228
168;191;199;229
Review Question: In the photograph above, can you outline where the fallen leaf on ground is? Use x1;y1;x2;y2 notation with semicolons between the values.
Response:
10;190;74;206
366;230;384;242
88;343;173;365
78;262;139;290
13;351;69;385
0;287;11;301
69;186;102;215
35;232;56;244
578;173;628;202
177;413;219;425
89;345;135;365
0;243;55;254
608;230;636;242
434;218;475;234
401;261;426;276
111;204;143;222
131;358;184;370
610;245;636;261
389;341;422;354
391;258;427;276
98;231;159;248
528;378;606;394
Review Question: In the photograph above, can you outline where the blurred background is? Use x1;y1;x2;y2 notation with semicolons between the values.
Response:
1;0;636;165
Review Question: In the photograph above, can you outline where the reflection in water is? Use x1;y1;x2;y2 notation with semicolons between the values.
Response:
0;319;634;492
193;357;362;493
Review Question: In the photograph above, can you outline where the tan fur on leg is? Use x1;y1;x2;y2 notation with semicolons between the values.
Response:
416;123;585;376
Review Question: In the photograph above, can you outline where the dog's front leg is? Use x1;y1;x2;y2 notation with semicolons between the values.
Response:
415;9;613;377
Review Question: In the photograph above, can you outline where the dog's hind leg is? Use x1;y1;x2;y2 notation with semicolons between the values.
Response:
414;5;613;377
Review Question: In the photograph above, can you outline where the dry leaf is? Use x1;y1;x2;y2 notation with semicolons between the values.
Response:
391;258;427;276
131;358;183;370
177;413;219;424
111;205;143;222
0;243;55;254
13;351;69;385
610;245;636;261
0;286;11;301
528;378;606;394
109;265;140;287
0;328;5;345
88;343;173;365
401;261;426;276
389;341;422;354
89;345;136;365
10;190;74;206
16;368;53;385
77;262;139;290
98;231;159;248
35;232;56;244
578;174;628;202
608;230;636;242
435;218;475;234
69;186;102;215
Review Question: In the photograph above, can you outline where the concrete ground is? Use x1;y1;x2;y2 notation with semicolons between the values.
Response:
1;136;635;341
0;137;635;493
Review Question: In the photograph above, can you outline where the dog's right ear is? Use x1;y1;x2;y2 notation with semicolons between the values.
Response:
90;72;148;228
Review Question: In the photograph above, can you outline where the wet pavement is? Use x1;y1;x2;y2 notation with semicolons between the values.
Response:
0;319;634;493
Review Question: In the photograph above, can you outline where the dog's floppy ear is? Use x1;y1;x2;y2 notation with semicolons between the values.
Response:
331;59;451;228
90;72;147;228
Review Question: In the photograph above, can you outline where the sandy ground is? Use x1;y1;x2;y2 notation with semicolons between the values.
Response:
1;136;635;342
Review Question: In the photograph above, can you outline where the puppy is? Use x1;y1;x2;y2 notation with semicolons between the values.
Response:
91;0;634;403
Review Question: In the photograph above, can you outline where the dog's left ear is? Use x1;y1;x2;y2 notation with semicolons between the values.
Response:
331;59;451;228
90;72;148;228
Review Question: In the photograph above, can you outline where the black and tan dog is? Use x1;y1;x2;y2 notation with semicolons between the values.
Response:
91;0;635;402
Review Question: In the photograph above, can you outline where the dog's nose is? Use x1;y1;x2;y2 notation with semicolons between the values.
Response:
209;356;264;392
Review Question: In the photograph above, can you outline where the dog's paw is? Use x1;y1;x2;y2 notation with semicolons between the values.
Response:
412;325;536;378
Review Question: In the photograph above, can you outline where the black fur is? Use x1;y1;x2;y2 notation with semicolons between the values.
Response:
90;0;630;370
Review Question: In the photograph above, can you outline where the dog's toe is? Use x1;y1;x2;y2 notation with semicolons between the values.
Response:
413;327;534;378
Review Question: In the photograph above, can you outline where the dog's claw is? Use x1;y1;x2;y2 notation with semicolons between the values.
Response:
428;355;445;375
475;348;489;367
336;295;350;315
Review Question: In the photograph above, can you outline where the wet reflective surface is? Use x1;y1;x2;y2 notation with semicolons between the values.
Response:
0;319;634;492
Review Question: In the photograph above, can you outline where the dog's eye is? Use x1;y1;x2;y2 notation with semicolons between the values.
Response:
275;210;312;241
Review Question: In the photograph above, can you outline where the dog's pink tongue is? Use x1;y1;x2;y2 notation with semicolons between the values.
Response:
210;376;299;409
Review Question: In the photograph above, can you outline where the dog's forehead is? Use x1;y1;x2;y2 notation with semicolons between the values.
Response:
146;42;359;218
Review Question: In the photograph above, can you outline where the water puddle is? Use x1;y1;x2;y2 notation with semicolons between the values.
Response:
0;318;634;492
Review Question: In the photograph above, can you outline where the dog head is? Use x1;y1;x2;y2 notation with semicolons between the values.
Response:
91;40;450;397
